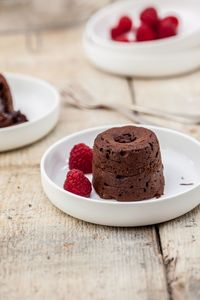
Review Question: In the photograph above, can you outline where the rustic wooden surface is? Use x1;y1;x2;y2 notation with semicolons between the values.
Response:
1;4;200;300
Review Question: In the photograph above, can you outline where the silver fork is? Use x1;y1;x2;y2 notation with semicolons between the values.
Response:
61;83;150;124
61;83;200;125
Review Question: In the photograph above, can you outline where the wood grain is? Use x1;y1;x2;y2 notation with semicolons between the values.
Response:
131;73;200;299
131;74;200;133
0;27;169;299
0;169;168;300
159;207;200;300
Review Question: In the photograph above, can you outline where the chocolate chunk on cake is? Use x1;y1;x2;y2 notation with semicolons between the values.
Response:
92;125;164;201
0;73;28;128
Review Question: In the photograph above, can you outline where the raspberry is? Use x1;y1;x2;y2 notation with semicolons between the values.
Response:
64;169;92;197
161;16;179;28
110;16;132;40
158;21;177;39
110;26;123;40
114;34;130;42
136;23;157;42
69;143;93;174
140;7;159;28
118;16;132;32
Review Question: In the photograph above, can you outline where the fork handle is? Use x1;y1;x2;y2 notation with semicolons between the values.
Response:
107;103;196;125
128;104;197;125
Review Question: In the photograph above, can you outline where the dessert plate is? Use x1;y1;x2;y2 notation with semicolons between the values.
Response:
41;125;200;227
0;73;60;152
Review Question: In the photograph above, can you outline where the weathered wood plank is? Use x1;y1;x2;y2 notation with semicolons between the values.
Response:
0;27;169;299
131;73;200;134
159;207;200;300
132;73;200;300
0;169;168;300
132;73;200;115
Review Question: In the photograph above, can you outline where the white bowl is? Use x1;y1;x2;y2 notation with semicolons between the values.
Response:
83;0;200;77
84;36;200;77
86;0;200;52
0;73;60;152
41;125;200;227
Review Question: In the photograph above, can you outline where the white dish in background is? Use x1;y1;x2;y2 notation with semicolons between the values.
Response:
0;73;60;152
41;125;200;227
83;0;200;77
84;36;200;77
86;0;200;52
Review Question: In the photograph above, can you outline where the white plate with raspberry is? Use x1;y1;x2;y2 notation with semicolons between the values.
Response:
41;125;200;227
83;0;200;77
0;73;60;152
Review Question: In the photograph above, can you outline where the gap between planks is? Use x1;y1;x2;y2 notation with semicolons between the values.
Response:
129;73;200;300
127;77;172;300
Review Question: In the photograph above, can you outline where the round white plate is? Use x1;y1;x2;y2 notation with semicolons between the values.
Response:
0;73;60;152
84;0;200;77
41;125;200;227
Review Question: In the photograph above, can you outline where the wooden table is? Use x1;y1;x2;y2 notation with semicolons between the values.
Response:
1;11;200;300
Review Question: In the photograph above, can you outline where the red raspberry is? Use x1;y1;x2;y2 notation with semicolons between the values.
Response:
158;21;177;39
118;16;132;32
136;23;157;42
110;26;123;40
161;16;179;28
69;143;93;174
114;34;130;42
140;7;159;28
64;169;92;197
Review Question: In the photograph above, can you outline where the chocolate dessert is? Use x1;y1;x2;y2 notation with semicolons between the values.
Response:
92;125;164;201
0;73;28;128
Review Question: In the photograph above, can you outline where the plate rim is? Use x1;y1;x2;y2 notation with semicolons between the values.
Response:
0;72;60;133
41;124;200;206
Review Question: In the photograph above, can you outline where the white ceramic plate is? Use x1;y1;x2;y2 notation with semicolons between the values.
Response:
84;0;200;77
41;125;200;227
0;73;60;152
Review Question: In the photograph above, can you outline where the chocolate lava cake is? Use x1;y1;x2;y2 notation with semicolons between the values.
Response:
92;125;164;201
0;73;28;128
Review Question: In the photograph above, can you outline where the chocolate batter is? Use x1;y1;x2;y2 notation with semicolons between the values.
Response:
0;73;28;128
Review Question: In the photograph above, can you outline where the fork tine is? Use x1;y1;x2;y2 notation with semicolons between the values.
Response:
61;82;97;109
61;87;89;109
61;84;87;109
67;82;95;107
